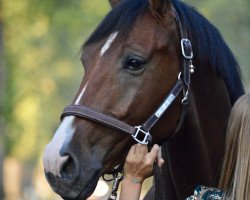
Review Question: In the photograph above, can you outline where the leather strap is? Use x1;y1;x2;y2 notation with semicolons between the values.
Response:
141;79;185;132
61;77;185;144
173;7;192;86
61;105;136;135
181;39;192;85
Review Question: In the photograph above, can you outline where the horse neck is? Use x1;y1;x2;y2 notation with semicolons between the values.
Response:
162;62;232;199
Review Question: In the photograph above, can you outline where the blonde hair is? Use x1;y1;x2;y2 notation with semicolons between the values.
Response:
219;93;250;200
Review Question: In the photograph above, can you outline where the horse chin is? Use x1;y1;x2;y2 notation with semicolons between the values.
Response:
81;170;101;200
46;170;101;200
84;173;101;199
74;171;101;200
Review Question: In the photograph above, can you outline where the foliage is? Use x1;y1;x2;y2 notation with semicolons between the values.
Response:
2;0;110;161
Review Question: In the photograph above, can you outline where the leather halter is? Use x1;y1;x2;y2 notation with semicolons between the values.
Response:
61;10;194;145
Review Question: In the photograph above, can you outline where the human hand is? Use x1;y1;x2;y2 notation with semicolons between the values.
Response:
123;144;164;184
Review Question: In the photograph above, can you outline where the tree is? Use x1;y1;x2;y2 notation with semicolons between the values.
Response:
0;0;6;198
1;0;110;198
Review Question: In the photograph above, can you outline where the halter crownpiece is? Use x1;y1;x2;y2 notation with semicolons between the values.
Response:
61;9;194;145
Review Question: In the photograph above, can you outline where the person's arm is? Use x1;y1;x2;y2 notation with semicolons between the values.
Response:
119;144;164;200
119;177;142;200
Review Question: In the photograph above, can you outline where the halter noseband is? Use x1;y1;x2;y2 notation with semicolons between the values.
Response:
61;10;194;145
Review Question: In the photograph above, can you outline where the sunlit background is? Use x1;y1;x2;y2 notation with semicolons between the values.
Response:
0;0;249;200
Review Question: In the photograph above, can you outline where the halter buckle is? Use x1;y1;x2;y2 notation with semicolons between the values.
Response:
181;39;193;59
132;126;152;145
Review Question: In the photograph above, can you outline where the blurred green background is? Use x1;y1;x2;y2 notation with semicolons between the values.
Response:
0;0;249;199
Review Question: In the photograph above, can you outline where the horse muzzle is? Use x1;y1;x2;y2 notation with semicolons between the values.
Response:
43;143;102;200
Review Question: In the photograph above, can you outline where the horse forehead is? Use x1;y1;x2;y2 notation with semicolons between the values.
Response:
126;14;168;50
133;13;158;34
82;13;169;62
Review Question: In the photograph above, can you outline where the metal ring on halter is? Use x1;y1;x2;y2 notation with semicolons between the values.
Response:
132;126;152;145
103;174;116;182
102;165;123;182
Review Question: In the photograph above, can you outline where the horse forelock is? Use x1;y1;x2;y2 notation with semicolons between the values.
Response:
82;0;173;50
82;0;149;49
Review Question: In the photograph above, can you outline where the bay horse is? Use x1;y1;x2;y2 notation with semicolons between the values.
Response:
42;0;244;199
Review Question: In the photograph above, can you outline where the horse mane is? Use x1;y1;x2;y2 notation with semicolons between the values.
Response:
172;1;244;104
83;0;244;104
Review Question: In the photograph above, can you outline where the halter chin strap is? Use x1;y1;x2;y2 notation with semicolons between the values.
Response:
61;10;194;145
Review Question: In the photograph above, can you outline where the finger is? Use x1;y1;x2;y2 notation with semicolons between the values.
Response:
127;144;136;158
157;147;162;160
139;144;148;155
135;143;141;156
157;147;164;167
147;144;159;162
158;158;165;167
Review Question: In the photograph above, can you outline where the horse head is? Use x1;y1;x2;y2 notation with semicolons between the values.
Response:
43;0;184;199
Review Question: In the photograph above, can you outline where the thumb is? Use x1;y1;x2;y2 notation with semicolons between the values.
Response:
147;144;159;162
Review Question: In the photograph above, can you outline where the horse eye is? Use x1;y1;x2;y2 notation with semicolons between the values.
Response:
122;57;146;71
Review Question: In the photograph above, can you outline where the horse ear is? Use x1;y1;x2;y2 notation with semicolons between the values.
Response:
149;0;171;14
108;0;121;8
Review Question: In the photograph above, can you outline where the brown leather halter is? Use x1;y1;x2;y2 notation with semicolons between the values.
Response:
61;10;194;145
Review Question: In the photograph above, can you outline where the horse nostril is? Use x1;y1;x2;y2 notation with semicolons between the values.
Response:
60;155;77;182
45;171;56;185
